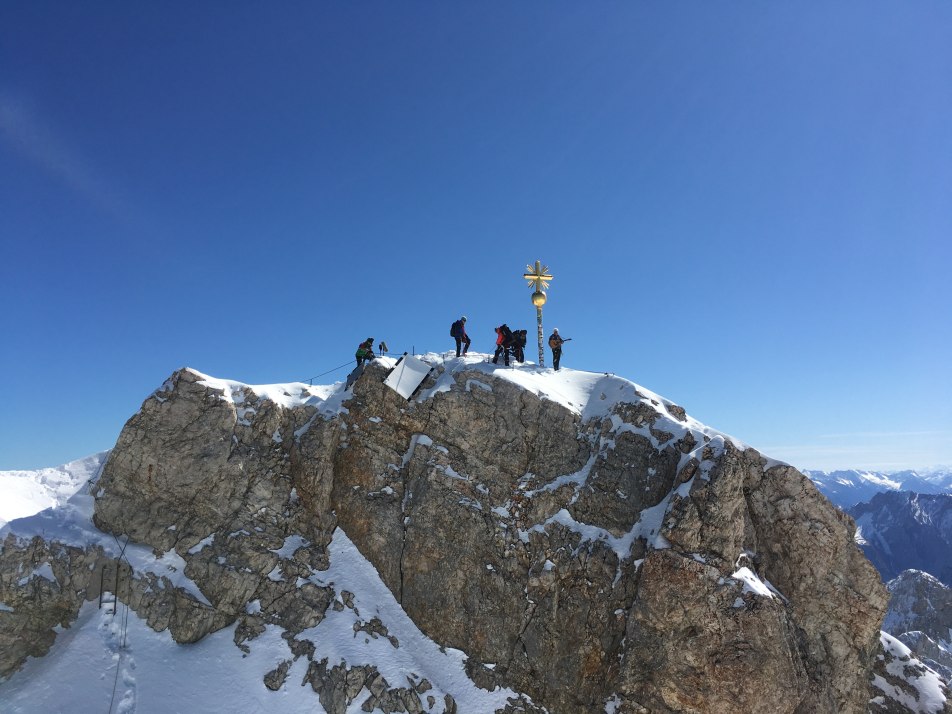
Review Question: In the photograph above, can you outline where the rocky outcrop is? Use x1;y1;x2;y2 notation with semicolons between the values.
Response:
0;534;232;681
870;632;952;713
0;360;903;711
885;570;952;685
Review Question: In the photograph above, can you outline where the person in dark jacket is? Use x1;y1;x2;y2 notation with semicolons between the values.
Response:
492;324;514;366
355;337;375;368
513;329;527;362
450;316;470;357
548;328;567;371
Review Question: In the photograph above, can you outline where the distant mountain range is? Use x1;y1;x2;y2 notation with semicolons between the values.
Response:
825;484;952;686
806;468;952;509
848;492;952;587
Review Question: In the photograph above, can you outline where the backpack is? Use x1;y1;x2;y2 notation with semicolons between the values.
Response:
501;325;514;346
450;320;462;338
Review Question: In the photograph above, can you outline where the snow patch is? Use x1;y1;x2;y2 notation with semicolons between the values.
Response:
186;534;215;555
270;535;310;559
731;567;775;599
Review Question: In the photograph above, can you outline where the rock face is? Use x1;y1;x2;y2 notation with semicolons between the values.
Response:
850;492;952;586
0;359;927;712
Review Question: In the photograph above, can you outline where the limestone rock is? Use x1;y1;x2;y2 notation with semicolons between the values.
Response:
0;359;916;712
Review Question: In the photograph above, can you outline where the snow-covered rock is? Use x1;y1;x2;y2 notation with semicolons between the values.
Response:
871;632;951;713
0;357;925;712
884;570;952;686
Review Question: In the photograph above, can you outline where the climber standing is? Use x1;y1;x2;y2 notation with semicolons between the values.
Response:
493;324;514;366
548;328;570;371
450;316;471;357
355;337;375;368
513;329;527;363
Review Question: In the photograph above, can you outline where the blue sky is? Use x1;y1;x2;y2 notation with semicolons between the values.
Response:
1;2;949;471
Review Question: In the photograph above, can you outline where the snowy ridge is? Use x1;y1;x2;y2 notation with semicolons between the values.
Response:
0;451;109;528
872;632;949;713
186;367;351;417
413;352;753;457
179;357;757;473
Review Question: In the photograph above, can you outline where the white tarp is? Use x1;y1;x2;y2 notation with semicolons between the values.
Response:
383;354;431;400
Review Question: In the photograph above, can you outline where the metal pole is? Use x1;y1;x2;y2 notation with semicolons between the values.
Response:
537;306;545;367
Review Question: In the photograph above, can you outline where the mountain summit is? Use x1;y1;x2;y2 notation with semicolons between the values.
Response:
1;356;947;712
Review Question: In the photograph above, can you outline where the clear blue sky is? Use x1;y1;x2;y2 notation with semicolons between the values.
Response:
1;2;949;471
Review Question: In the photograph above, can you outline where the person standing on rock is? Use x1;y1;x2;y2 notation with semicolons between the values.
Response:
513;329;527;363
548;328;570;371
355;337;375;368
450;316;470;357
493;324;514;366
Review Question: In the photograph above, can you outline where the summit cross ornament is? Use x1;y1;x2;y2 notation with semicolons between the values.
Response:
522;261;553;367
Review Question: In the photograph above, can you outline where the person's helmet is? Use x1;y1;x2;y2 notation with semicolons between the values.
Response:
553;328;559;333
367;337;374;342
461;316;467;321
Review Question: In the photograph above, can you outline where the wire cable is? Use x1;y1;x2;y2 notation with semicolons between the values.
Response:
300;350;412;385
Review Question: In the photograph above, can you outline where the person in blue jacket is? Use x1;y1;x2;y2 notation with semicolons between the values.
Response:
450;316;470;357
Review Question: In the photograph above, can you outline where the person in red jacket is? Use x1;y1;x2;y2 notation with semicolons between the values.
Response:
492;324;514;366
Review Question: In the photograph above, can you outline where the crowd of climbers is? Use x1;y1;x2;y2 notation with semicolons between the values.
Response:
354;317;570;372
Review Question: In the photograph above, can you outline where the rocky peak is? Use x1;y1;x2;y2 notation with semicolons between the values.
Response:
2;356;945;712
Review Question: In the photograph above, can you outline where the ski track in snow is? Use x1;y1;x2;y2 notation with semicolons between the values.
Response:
0;527;521;713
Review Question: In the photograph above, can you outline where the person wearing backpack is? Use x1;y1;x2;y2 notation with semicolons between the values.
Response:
355;337;375;368
513;329;527;362
548;328;570;371
493;324;514;366
450;316;470;357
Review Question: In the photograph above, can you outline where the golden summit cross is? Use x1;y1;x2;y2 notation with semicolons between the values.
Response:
523;261;553;292
522;260;553;367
